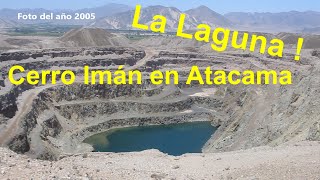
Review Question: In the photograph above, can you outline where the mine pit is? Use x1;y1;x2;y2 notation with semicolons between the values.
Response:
0;28;319;166
0;0;320;176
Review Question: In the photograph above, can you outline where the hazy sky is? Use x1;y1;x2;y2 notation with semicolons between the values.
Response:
1;0;319;14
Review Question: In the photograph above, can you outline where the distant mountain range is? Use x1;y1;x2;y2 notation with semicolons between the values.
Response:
0;18;18;30
91;5;201;30
225;11;320;33
0;3;132;25
185;6;233;27
1;3;320;34
78;3;132;19
91;5;234;30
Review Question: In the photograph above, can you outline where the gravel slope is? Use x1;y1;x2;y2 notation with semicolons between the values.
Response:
1;141;319;179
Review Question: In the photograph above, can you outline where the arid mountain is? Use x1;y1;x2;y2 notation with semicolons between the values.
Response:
277;32;320;49
92;5;320;33
1;4;320;33
185;5;232;27
77;3;132;19
225;11;320;32
91;5;232;31
0;18;17;29
60;28;130;47
302;27;320;34
91;5;200;31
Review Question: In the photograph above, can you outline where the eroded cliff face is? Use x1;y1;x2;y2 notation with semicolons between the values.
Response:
6;82;226;160
203;55;320;152
0;47;146;159
0;47;145;117
0;46;319;160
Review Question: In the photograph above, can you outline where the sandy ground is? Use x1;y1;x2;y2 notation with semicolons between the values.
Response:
0;141;319;180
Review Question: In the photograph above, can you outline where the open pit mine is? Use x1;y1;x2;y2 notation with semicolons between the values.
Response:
0;28;320;179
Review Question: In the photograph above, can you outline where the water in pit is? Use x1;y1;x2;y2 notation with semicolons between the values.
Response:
83;122;216;156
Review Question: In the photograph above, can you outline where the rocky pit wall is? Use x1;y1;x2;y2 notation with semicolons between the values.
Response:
0;47;320;160
6;81;227;160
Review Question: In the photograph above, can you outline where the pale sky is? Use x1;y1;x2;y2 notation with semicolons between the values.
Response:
1;0;319;14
